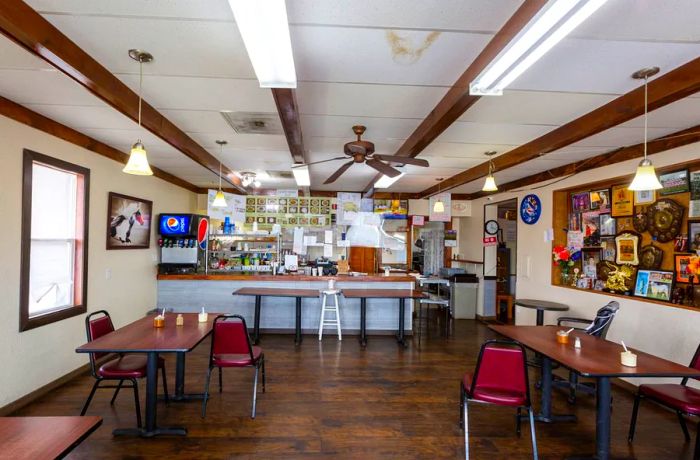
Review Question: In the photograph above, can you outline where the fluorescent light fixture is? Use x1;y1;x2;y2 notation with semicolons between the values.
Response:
292;164;310;186
374;172;405;189
470;0;608;96
228;0;297;88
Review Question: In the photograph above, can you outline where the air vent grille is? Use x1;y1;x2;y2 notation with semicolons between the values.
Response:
220;111;282;135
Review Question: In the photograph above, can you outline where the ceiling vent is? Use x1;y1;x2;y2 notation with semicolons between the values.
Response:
220;111;282;135
266;170;294;180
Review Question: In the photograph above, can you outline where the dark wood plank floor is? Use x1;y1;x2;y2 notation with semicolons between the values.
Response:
12;320;696;459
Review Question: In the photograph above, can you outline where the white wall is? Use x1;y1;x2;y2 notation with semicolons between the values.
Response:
463;143;700;385
0;115;196;407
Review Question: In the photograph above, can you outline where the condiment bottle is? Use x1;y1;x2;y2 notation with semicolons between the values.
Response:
198;307;208;323
176;314;184;326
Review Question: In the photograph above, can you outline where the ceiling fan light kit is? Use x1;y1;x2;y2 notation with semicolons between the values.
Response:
123;49;154;176
628;66;663;191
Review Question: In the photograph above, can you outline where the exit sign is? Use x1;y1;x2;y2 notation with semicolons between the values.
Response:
483;236;498;247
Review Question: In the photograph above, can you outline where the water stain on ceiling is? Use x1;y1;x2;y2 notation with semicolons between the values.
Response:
385;30;441;64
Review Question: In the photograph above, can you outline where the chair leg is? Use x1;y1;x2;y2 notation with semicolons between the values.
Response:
568;371;578;405
677;411;691;442
463;396;469;460
80;379;102;416
694;421;699;460
110;380;123;405
218;366;223;393
628;392;642;442
318;294;327;341
201;366;213;418
131;378;142;429
459;384;464;428
251;364;259;419
528;406;539;460
335;294;342;341
261;356;266;393
516;407;522;436
161;366;170;404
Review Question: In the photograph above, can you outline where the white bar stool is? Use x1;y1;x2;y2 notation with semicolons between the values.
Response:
318;289;342;341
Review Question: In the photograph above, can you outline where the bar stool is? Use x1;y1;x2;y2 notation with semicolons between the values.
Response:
318;289;342;341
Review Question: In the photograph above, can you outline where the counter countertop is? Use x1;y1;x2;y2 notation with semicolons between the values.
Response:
157;273;417;282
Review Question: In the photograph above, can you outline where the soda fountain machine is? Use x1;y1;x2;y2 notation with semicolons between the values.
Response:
157;213;209;274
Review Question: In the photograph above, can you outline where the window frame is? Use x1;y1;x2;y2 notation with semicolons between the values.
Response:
20;149;90;331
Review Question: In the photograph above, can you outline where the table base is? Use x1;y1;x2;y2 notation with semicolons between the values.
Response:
159;393;205;402
113;426;187;437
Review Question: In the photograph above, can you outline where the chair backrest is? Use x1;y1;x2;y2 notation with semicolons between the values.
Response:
209;315;254;363
585;301;619;338
682;343;700;385
470;339;530;405
85;310;114;376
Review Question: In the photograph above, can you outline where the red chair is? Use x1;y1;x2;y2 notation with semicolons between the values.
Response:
80;310;169;427
460;340;538;460
628;343;700;458
201;315;266;419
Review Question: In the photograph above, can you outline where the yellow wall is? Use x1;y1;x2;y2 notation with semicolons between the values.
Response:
0;115;196;407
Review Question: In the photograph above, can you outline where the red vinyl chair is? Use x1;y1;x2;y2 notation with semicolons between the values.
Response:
201;315;266;419
628;343;700;458
460;340;538;460
80;310;169;427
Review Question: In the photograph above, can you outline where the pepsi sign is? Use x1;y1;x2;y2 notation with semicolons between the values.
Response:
159;214;192;236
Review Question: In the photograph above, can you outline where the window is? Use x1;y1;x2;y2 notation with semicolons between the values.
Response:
20;150;89;331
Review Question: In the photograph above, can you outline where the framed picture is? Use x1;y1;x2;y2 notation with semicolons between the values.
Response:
633;269;674;301
634;189;656;206
674;234;688;252
582;211;600;246
107;192;153;249
601;237;616;262
599;213;616;236
582;248;601;279
590;189;610;212
674;254;698;283
611;185;634;217
689;221;700;252
577;277;593;289
569;212;581;232
572;192;591;212
615;232;640;266
659;169;690;196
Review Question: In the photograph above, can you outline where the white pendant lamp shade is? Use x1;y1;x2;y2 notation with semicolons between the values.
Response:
433;200;445;213
123;140;153;175
212;190;228;207
482;174;498;192
628;158;662;191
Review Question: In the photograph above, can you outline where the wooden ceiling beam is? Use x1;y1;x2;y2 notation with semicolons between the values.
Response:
0;0;245;193
272;88;306;164
418;56;700;198
465;123;700;200
0;95;201;193
361;0;548;192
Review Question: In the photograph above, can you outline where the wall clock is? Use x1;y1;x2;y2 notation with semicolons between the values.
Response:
484;219;500;235
520;194;542;225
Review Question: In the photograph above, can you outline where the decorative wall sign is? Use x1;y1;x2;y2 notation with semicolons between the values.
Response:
107;192;152;249
633;206;648;233
615;232;640;266
611;185;634;217
689;221;700;252
245;195;333;228
571;192;590;212
659;169;690;196
690;170;700;218
647;198;684;243
674;254;697;283
520;194;542;224
634;189;656;205
639;244;664;270
633;269;673;301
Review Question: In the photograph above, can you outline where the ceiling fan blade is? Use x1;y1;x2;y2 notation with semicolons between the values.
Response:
292;157;346;168
366;158;401;177
324;160;355;184
372;154;429;167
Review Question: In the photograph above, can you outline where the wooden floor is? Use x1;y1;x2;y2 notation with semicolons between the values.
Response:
13;320;697;459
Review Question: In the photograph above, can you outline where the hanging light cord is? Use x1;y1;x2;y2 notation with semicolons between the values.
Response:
219;162;222;190
643;74;648;160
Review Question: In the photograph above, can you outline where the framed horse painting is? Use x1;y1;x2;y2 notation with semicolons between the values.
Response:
106;192;153;249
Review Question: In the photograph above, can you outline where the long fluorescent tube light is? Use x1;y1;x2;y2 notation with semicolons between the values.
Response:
470;0;607;96
374;173;405;189
228;0;297;88
292;164;310;186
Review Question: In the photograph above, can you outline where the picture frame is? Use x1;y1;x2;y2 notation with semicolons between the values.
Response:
582;211;600;246
599;213;616;236
633;189;656;206
689;221;700;252
611;185;634;217
577;277;593;289
674;254;697;283
590;189;610;212
659;169;690;196
106;192;153;250
572;192;590;212
615;232;640;266
601;237;616;262
568;212;581;232
582;248;601;279
633;269;674;302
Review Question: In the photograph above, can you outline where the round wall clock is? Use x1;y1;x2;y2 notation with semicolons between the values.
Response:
520;194;542;224
484;219;500;235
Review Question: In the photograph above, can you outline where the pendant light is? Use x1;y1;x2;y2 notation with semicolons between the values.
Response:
433;178;445;213
212;140;228;208
123;49;154;175
482;152;499;192
628;66;662;191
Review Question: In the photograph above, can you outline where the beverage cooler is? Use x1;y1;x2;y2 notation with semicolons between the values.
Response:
157;214;209;274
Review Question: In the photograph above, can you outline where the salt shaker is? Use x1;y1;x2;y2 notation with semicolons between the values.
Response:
574;337;582;349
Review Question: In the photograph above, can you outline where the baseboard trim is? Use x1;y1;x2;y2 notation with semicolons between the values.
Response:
476;315;496;323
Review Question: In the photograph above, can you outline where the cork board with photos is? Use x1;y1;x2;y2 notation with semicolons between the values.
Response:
552;164;700;308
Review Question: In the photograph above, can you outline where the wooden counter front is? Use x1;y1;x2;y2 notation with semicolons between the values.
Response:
157;273;417;283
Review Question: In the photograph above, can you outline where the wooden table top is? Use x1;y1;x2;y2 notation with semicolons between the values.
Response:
76;313;217;354
0;416;101;459
341;289;427;299
490;325;700;378
233;287;321;297
514;298;569;311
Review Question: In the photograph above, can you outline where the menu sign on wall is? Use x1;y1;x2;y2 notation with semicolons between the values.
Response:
244;196;334;228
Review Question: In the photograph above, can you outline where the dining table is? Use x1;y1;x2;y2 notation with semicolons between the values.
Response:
232;287;321;345
514;298;569;325
341;288;427;347
490;325;700;460
0;415;102;459
76;312;218;437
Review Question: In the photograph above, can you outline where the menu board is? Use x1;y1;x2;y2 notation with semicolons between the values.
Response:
245;196;335;228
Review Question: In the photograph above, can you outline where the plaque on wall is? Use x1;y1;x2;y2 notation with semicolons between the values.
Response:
646;198;684;243
639;244;664;270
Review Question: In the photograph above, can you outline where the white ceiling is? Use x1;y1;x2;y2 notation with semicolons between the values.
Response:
0;0;697;194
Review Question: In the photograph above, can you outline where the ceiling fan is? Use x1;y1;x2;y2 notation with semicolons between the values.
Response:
292;125;430;184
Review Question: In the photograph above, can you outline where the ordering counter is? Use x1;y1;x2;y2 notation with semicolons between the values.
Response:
156;273;417;336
